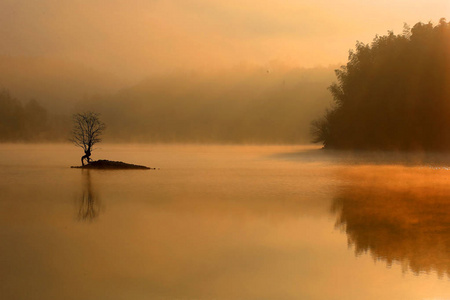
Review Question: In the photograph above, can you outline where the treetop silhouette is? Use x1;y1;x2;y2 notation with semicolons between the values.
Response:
312;18;450;151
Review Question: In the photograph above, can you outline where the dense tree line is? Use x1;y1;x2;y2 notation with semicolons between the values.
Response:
0;90;69;142
312;19;450;151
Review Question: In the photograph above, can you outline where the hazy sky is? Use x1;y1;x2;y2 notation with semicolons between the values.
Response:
1;0;448;79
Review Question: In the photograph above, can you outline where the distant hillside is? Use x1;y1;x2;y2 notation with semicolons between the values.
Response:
76;66;335;144
0;63;335;144
0;90;69;142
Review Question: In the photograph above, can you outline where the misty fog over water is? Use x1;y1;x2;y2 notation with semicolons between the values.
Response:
1;144;450;300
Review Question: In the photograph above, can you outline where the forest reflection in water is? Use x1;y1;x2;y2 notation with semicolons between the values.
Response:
77;170;101;221
332;165;450;278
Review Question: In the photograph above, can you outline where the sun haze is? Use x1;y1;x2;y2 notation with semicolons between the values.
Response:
1;0;448;80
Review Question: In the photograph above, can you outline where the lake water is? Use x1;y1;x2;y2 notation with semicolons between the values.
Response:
1;144;450;300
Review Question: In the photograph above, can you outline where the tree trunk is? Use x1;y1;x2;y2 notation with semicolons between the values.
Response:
85;147;91;164
81;154;88;166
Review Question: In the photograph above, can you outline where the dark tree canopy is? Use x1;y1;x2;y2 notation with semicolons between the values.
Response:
312;18;450;151
0;90;49;141
71;112;105;165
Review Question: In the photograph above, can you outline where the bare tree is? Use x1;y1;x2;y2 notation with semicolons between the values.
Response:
71;112;106;166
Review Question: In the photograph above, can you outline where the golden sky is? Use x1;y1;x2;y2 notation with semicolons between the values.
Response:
1;0;448;79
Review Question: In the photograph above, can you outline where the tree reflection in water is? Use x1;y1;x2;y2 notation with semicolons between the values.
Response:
77;170;101;221
332;166;450;278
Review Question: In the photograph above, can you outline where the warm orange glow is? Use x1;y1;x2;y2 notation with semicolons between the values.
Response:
334;165;450;277
0;0;448;79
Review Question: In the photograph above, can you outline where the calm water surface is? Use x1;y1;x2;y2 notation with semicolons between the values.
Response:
1;144;450;300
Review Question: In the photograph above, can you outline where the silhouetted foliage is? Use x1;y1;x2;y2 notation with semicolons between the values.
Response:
71;112;105;166
312;18;450;151
0;90;65;141
0;90;71;142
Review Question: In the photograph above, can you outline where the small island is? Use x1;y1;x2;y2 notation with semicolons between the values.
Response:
71;160;153;170
70;112;154;170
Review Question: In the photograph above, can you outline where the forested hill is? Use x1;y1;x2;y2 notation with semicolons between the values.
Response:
0;66;334;144
312;19;450;151
76;67;334;144
0;91;68;142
